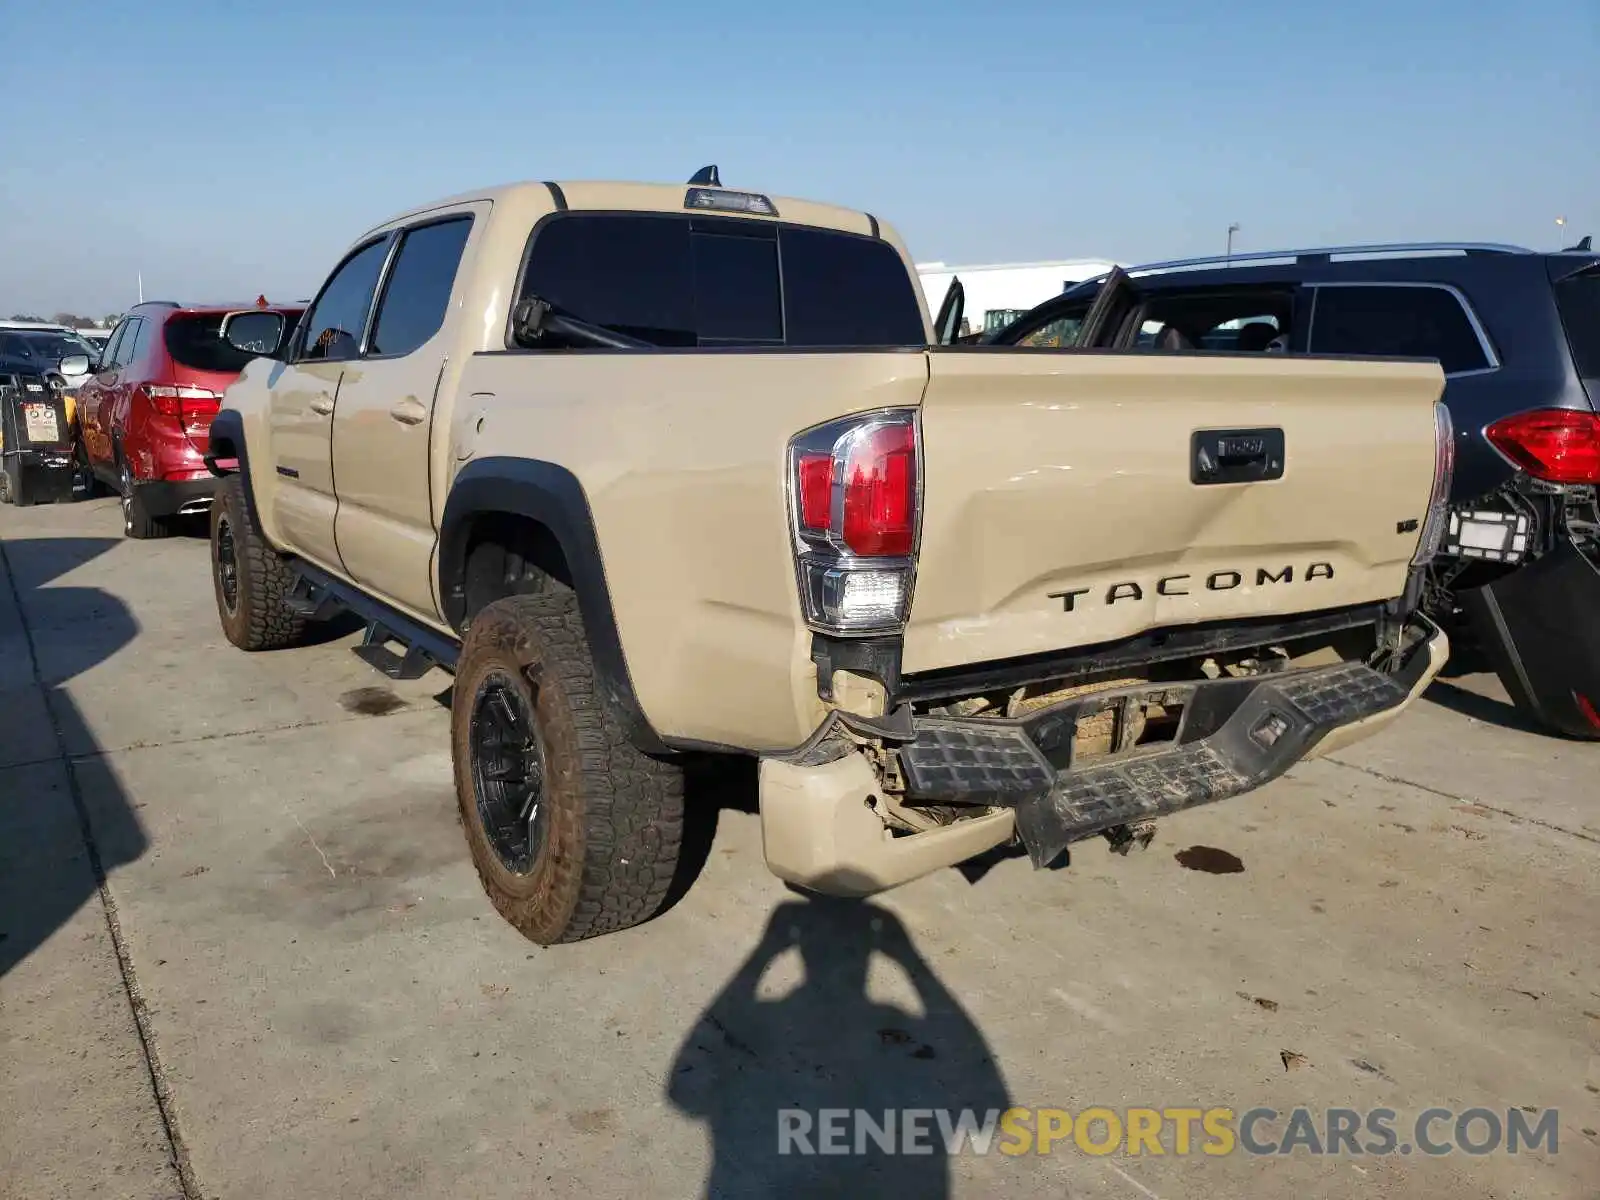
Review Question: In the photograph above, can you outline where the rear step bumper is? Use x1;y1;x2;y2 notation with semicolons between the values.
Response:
1008;658;1419;868
761;618;1447;896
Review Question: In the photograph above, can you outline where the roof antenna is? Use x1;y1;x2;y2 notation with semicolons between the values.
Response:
688;165;721;186
1565;234;1592;252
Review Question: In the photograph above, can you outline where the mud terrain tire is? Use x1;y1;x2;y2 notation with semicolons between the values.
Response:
211;476;307;651
452;591;684;944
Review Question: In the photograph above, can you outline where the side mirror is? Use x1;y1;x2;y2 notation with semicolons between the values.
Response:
220;310;287;358
59;354;91;378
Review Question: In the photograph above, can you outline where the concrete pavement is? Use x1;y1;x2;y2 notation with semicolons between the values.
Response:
1;496;1597;1199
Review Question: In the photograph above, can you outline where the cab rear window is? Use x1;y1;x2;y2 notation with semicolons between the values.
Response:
517;213;925;349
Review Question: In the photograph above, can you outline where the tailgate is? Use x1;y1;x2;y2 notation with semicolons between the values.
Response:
904;350;1445;673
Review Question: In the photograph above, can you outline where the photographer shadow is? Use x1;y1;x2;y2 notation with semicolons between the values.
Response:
0;535;146;982
668;894;1011;1199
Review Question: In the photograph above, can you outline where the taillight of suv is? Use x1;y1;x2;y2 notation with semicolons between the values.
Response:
139;383;222;425
1485;408;1600;485
788;410;920;634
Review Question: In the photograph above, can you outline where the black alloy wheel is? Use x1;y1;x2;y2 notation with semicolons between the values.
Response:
214;512;240;615
469;671;550;875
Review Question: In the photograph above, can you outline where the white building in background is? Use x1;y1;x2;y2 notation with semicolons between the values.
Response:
916;259;1121;335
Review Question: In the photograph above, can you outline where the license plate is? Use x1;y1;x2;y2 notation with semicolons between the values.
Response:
23;403;60;443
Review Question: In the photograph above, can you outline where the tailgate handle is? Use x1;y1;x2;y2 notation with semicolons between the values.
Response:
1191;428;1284;485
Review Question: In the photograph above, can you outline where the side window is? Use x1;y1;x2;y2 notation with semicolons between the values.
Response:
1017;314;1085;348
0;335;27;359
299;238;392;363
97;321;130;370
118;318;149;368
1310;285;1491;375
369;217;473;358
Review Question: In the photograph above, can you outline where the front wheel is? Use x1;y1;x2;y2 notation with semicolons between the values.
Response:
74;438;105;498
451;592;684;944
211;476;307;651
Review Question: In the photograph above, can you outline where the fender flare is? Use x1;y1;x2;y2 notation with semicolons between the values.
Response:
438;457;668;754
203;409;268;537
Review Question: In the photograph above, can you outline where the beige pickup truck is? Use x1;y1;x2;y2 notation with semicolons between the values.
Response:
206;172;1454;944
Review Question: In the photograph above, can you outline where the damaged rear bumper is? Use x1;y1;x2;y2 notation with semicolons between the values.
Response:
760;618;1448;895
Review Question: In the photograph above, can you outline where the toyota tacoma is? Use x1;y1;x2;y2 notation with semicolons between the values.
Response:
205;171;1454;944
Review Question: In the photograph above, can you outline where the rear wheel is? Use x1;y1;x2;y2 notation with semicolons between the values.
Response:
211;476;307;651
120;460;171;539
451;591;684;944
0;460;22;506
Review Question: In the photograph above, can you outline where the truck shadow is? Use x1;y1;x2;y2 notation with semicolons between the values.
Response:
1423;678;1543;735
0;535;147;982
666;895;1012;1198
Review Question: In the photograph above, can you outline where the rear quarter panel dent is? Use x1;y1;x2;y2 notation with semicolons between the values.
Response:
450;351;930;750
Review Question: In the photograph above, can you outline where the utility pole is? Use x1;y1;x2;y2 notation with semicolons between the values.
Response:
1226;223;1241;261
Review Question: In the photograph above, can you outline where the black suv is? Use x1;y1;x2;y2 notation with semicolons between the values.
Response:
971;242;1600;739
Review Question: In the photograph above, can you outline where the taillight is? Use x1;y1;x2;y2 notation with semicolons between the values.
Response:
796;453;834;532
141;384;222;423
1485;408;1600;485
841;422;917;557
1413;402;1456;565
788;410;920;634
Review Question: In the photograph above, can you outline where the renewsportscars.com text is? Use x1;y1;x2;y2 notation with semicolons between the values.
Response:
777;1106;1561;1158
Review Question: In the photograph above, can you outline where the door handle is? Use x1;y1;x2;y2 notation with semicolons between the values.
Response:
389;398;427;426
308;396;334;416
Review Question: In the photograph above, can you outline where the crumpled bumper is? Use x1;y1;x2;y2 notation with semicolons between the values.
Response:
760;618;1448;895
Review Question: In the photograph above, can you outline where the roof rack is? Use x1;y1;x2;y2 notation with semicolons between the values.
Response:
1054;242;1538;298
1127;242;1534;276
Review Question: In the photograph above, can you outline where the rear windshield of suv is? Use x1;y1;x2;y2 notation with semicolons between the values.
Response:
517;213;926;349
1554;267;1600;380
165;311;298;374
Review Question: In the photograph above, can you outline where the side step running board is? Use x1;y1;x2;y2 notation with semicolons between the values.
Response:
287;562;460;680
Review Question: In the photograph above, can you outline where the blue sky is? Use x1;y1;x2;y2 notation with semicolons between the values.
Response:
2;0;1594;315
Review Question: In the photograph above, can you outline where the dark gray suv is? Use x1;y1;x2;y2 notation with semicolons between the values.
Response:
973;241;1600;739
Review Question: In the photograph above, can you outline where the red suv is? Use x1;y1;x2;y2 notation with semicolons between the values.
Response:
76;300;302;538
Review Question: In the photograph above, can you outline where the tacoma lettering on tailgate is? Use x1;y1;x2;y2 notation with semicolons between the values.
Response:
1050;563;1336;612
